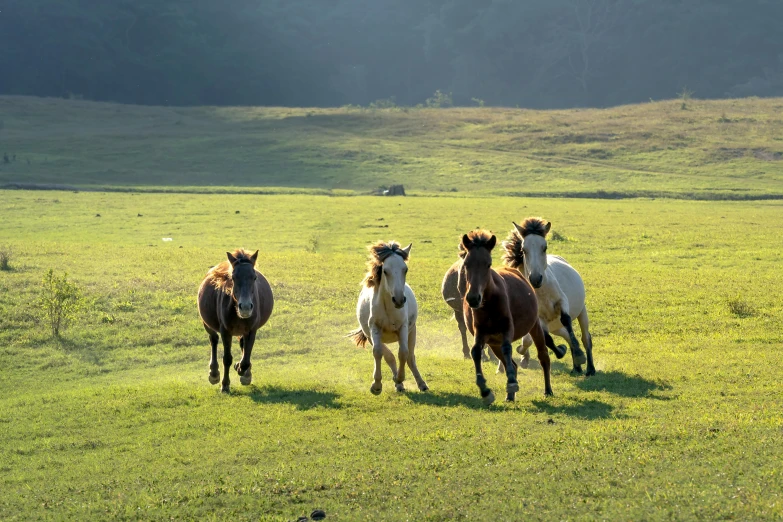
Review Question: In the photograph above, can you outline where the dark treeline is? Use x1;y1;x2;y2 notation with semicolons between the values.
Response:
2;0;783;108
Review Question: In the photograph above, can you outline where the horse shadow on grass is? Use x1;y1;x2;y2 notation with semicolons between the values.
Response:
240;385;342;410
529;398;619;420
405;390;494;410
574;370;673;399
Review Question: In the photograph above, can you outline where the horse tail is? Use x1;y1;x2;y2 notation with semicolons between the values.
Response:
347;328;369;348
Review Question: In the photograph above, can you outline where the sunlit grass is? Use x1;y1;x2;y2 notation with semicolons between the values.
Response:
0;191;781;520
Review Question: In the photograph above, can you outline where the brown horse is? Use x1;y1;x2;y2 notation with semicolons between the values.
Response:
441;259;497;363
459;230;554;404
198;249;274;393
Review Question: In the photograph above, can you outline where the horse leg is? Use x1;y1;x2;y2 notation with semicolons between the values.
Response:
455;309;471;359
501;340;519;402
219;328;233;393
530;321;553;396
234;331;255;385
577;309;596;376
380;344;398;382
369;326;387;395
519;334;533;368
471;334;495;405
395;325;410;392
406;325;428;392
560;311;586;369
204;324;220;385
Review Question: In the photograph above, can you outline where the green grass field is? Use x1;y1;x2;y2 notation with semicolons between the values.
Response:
1;190;782;520
2;95;783;199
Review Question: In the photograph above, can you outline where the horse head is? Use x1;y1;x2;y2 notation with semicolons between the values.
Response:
460;230;496;309
513;218;551;289
226;249;259;319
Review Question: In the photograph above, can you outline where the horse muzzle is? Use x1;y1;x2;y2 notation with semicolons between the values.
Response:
530;274;544;288
391;295;407;309
236;302;254;319
466;294;482;309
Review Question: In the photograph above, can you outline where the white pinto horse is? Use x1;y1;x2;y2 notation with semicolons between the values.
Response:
348;241;428;394
501;218;595;376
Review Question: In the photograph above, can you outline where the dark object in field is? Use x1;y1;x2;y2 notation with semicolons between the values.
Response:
311;509;326;520
383;184;406;196
137;213;142;217
2;153;8;164
460;229;555;403
296;517;309;522
198;249;274;393
235;210;240;214
95;213;101;217
548;418;555;424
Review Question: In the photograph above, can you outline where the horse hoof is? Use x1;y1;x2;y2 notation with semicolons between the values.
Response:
573;352;587;366
571;367;584;376
418;383;429;392
505;392;516;402
208;373;220;385
221;386;230;394
544;389;554;397
395;382;405;392
520;357;530;369
370;383;382;395
506;382;519;394
554;344;568;359
585;368;596;377
239;370;252;386
482;390;495;406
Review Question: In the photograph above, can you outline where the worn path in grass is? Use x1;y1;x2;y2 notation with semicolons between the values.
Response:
0;191;781;520
2;96;783;199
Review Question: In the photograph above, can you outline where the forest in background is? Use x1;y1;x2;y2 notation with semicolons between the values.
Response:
2;0;783;109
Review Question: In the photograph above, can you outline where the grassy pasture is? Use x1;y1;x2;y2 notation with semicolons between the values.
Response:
0;191;782;520
2;96;783;199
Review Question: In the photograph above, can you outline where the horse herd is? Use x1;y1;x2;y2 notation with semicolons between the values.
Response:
197;217;594;405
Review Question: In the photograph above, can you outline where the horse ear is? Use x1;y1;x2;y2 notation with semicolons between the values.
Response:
226;251;237;265
250;250;259;265
487;235;497;250
461;234;472;251
512;221;524;236
544;221;552;235
401;243;412;256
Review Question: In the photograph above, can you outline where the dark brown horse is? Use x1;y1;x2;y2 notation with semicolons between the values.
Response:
459;230;554;404
198;249;274;393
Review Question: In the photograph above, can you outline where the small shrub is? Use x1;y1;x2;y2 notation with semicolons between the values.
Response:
306;235;320;253
678;87;694;110
727;296;755;318
0;245;12;270
426;90;453;108
368;97;397;109
39;269;83;337
471;97;485;107
549;231;568;242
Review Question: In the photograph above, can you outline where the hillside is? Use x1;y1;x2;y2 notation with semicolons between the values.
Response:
1;95;782;198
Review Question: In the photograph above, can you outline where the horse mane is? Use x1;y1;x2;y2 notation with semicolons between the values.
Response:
458;229;494;259
206;248;255;295
516;217;549;238
362;241;409;288
501;230;525;269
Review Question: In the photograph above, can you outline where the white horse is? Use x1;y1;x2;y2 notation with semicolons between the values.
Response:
501;218;595;376
348;241;428;394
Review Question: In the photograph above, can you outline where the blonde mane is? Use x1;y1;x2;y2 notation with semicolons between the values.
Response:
205;248;256;295
362;241;409;288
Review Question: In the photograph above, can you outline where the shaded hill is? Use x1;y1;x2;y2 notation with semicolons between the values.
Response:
1;95;782;199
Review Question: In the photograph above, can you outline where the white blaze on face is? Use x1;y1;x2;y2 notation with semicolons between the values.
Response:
381;246;410;308
521;233;548;286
